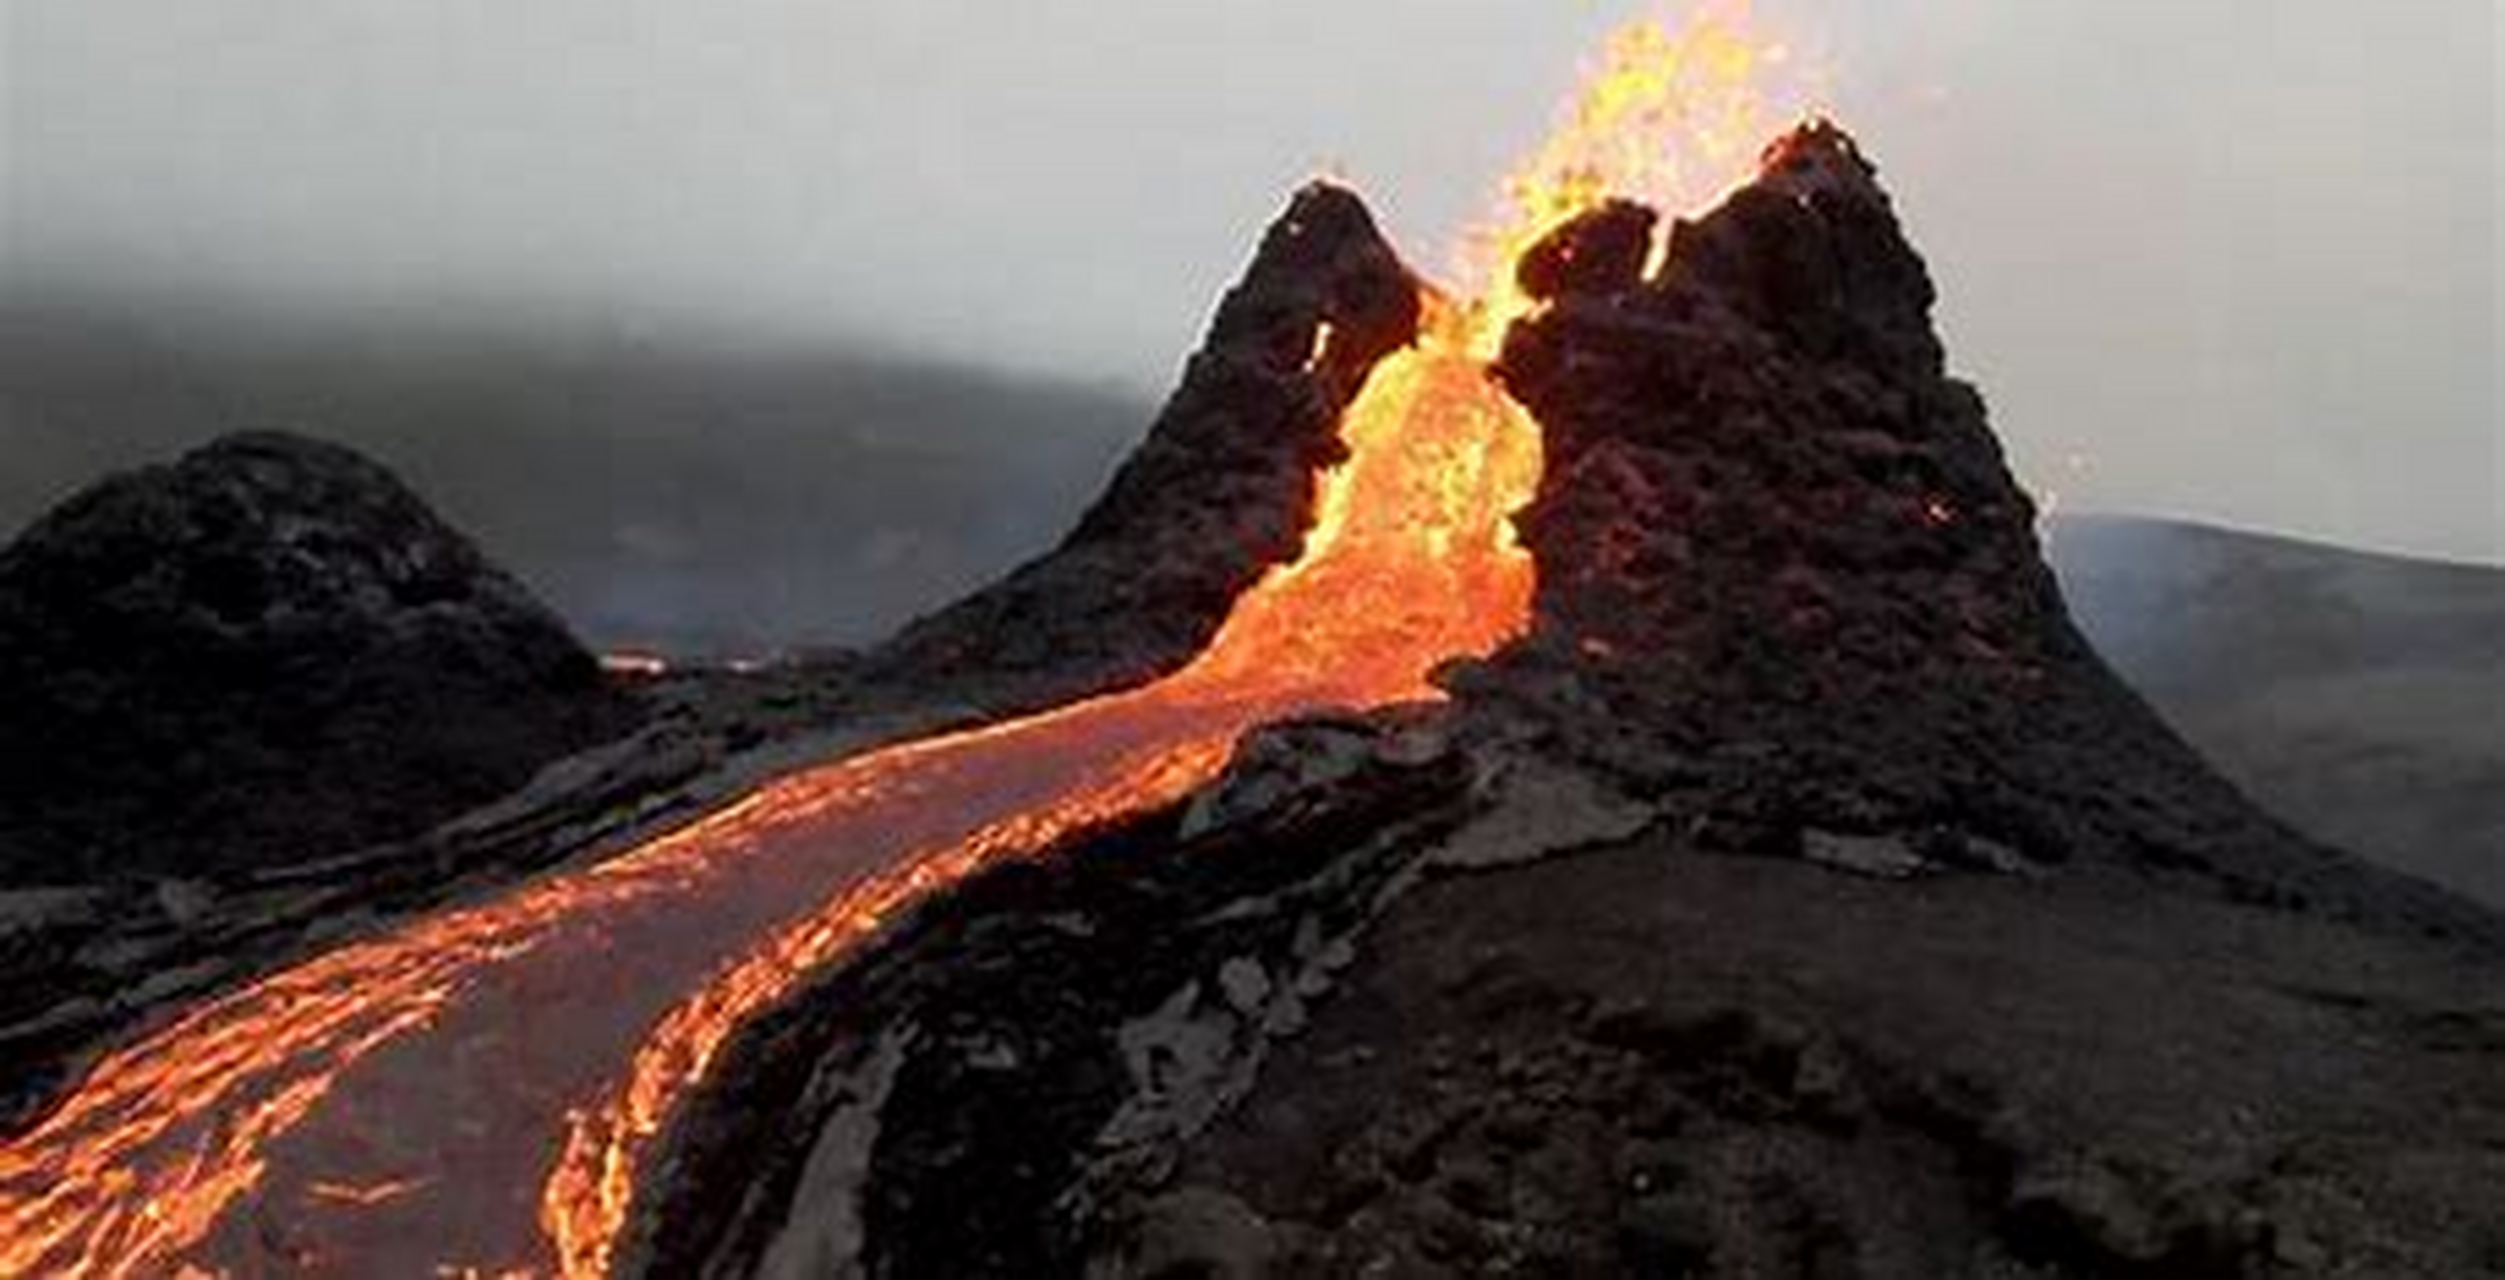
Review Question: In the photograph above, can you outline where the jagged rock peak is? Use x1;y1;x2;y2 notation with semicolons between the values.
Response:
1476;123;2485;931
1519;120;1938;370
1754;117;1883;199
1666;118;1944;372
1495;120;2055;704
1207;180;1421;390
865;183;1421;708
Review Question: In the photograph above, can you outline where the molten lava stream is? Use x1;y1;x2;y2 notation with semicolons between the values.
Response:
0;310;1542;1277
0;7;1796;1272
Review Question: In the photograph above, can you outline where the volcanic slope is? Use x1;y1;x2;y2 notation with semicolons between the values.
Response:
637;125;2504;1280
0;168;1543;1275
858;184;1424;715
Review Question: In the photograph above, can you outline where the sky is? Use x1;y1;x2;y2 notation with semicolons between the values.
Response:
3;0;2499;562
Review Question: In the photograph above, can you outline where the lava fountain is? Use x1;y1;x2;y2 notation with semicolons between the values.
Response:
0;8;1800;1276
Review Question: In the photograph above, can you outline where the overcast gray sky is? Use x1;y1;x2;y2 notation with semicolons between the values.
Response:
4;0;2498;561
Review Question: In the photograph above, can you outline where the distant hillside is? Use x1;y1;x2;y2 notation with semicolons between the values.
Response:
0;294;1149;655
2052;515;2505;908
0;431;637;885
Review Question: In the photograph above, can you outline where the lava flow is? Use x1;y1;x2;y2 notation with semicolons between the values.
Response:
0;8;1796;1276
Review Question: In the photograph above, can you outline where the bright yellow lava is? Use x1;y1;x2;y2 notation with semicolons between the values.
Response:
0;7;1796;1276
1462;0;1801;356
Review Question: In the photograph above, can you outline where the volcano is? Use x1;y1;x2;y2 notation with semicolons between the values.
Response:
2;16;2499;1280
615;125;2500;1279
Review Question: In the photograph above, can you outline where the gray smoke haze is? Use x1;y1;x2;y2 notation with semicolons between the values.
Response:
3;0;2498;637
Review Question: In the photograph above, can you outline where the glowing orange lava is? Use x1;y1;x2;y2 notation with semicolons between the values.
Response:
1461;0;1804;355
535;287;1550;1279
0;8;1797;1276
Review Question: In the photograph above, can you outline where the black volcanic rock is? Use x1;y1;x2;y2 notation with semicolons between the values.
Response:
1477;121;2485;935
864;182;1422;709
0;430;636;884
